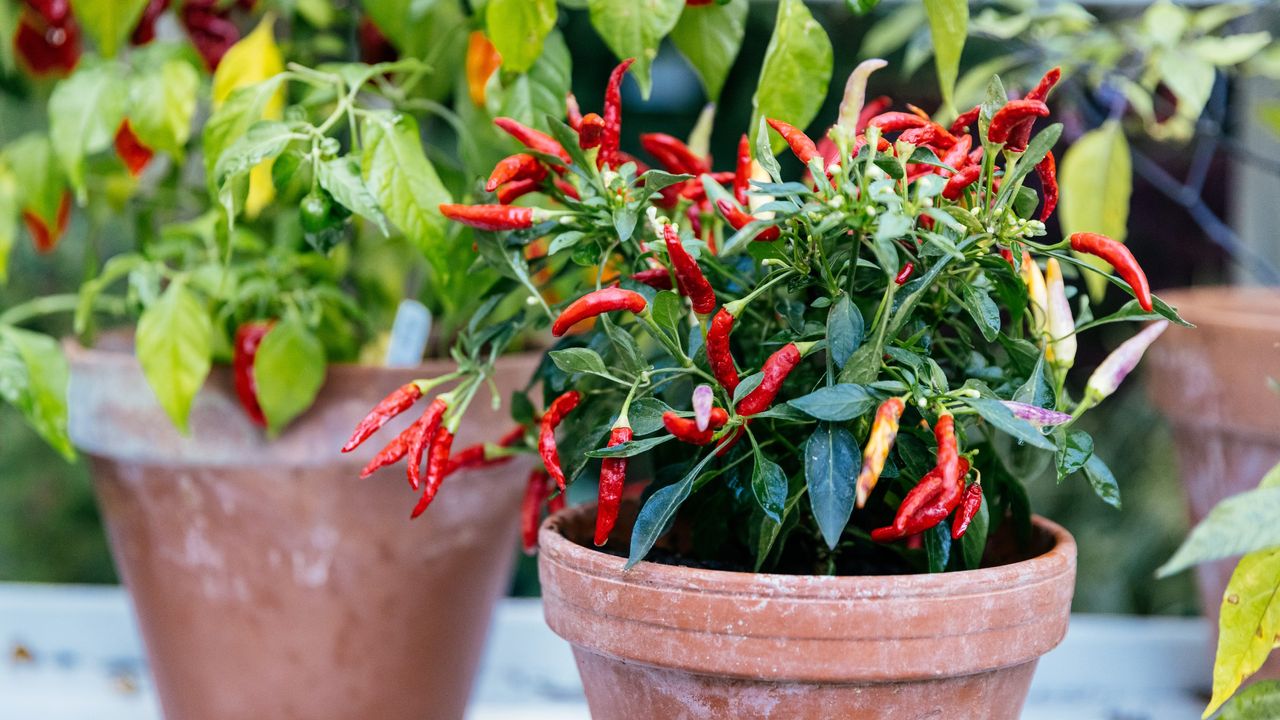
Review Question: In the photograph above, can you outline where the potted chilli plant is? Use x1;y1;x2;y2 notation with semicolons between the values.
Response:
346;54;1187;717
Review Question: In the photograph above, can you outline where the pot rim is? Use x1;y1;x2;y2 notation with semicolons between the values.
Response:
540;502;1074;599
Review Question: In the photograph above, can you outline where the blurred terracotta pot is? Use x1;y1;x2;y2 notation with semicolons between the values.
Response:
1147;287;1280;662
66;336;538;720
539;503;1076;720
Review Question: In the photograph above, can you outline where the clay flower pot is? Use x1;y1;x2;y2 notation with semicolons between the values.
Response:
66;336;539;720
1147;287;1280;662
539;503;1077;719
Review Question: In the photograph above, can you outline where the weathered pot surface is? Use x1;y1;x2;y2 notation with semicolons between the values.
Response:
539;503;1077;720
1146;286;1280;674
67;336;540;720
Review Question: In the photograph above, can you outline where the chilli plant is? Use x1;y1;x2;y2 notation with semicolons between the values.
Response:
344;57;1189;574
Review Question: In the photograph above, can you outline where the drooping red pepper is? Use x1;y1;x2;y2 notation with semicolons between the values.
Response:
714;199;780;242
406;397;448;491
130;0;168;45
1007;70;1061;151
1035;150;1058;221
493;117;571;164
180;3;239;70
1068;232;1153;312
663;223;716;315
600;58;635;169
520;469;551;554
578;113;605;150
495;178;540;205
949;105;981;136
951;482;983;539
22;191;71;253
766;119;819;166
898;123;957;150
639;133;709;175
486;153;547;192
14;2;81;76
630;267;674;290
114;120;154;177
409;425;454;518
342;381;424;452
941;165;982;201
232;321;273;427
360;423;414;479
662;408;729;445
867;112;929;134
552;287;648;336
734;134;751;206
439;203;539;231
736;343;802;416
870;457;971;542
594;422;632;546
855;397;905;507
894;262;915;285
706;308;740;392
940;135;973;174
987;100;1050;146
539;390;581;490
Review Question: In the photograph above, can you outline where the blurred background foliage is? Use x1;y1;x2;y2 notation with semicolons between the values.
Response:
11;0;1270;615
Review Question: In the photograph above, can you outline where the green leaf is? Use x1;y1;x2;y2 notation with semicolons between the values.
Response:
49;64;128;198
788;384;877;422
750;0;833;155
587;0;685;99
203;76;287;189
627;449;719;568
1158;486;1280;578
585;435;673;458
751;449;788;522
805;422;858;550
135;281;212;434
925;522;952;572
649;290;683;338
1159;52;1216;123
486;0;557;74
1059;121;1131;303
629;396;673;436
670;0;747;101
127;58;199;158
486;30;572;130
253;320;326;435
213;120;297;188
960;285;1000;342
1082;453;1122;509
1219;680;1280;720
362;113;454;279
1205;549;1280;717
549;347;610;378
0;167;17;284
964;397;1055;451
2;135;65;231
826;295;864;369
1191;32;1272;67
1013;350;1054;408
922;0;968;114
317;156;389;233
70;0;148;57
960;490;989;570
0;327;74;459
1055;429;1093;482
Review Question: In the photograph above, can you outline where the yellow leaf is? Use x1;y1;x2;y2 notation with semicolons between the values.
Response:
1058;120;1131;303
1205;548;1280;717
211;15;284;218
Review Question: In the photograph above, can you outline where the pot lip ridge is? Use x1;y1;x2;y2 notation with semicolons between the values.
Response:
539;502;1076;600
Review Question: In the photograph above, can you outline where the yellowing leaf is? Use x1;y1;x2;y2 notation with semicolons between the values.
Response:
1058;120;1131;302
1205;549;1280;717
212;16;284;217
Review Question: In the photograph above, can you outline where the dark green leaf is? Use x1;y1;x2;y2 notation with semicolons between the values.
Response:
804;422;858;549
585;434;673;458
627;449;719;568
1055;429;1093;482
960;284;1000;341
549;347;610;377
1083;453;1122;509
751;450;788;521
826;295;864;369
964;396;1055;451
789;384;877;421
925;522;952;573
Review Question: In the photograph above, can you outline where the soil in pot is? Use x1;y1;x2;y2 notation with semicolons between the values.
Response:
538;502;1077;720
67;336;541;720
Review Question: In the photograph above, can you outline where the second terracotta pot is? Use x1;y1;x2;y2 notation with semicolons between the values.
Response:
68;338;540;720
539;503;1077;719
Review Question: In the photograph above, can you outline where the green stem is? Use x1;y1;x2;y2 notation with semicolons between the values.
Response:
0;294;125;327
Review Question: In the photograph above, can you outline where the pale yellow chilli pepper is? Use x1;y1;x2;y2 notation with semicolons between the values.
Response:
1019;251;1049;339
1044;258;1077;369
855;397;905;508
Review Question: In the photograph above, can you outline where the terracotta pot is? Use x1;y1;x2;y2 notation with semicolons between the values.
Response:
66;336;539;720
539;503;1077;719
1146;287;1280;659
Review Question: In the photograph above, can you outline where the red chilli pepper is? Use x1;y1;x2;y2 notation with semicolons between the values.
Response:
766;119;819;166
662;408;729;445
1035;150;1058;221
898;123;957;150
951;482;983;539
410;425;455;518
706;308;740;392
855;397;905;507
23;191;72;254
232;321;273;427
714;198;780;242
496;178;540;205
868;112;929;134
552;287;648;337
663;223;716;315
343;382;424;452
949;105;981;136
1009;69;1061;151
600;58;636;169
734;134;751;205
579;113;605;150
440;204;536;232
934;413;961;492
941;165;982;201
640;133;709;175
554;177;581;200
737;343;802;416
894;262;915;285
987;100;1050;146
520;469;551;554
494;117;571;164
1068;232;1153;312
360;423;414;479
940;135;973;175
630;267;674;290
594;423;632;546
857;96;893;133
405;397;449;491
870;457;971;542
486;153;547;192
114;120;153;177
539;391;581;490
